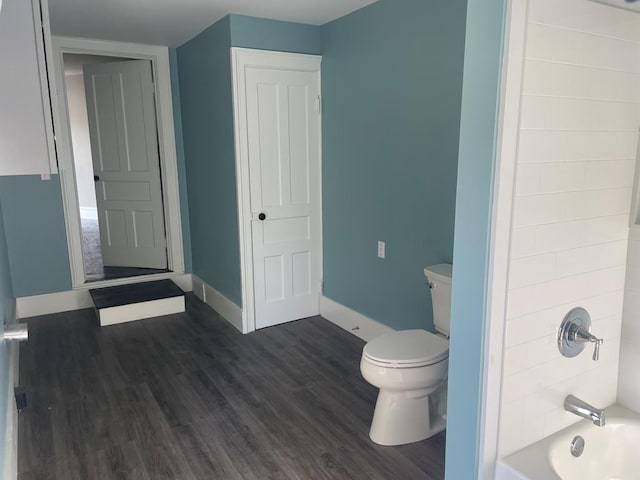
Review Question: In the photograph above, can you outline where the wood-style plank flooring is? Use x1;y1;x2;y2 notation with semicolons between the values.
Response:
17;294;445;479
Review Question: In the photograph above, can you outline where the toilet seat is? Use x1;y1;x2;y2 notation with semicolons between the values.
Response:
362;329;449;369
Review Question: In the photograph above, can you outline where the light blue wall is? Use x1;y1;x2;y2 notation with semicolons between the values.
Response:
230;14;322;54
0;195;15;475
445;0;506;479
177;16;242;306
321;0;467;331
0;51;193;298
0;176;72;296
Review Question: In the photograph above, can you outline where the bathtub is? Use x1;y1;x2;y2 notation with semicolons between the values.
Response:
496;405;640;479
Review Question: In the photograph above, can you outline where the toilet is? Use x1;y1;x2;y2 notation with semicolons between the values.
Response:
360;263;452;446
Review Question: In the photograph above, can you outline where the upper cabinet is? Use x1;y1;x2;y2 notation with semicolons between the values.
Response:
0;0;56;175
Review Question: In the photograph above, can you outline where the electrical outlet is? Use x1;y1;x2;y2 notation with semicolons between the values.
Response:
377;241;385;259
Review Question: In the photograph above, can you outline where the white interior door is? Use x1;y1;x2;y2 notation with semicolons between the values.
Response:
240;52;322;329
83;59;167;270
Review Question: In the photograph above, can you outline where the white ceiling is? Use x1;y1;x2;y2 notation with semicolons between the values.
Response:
48;0;378;47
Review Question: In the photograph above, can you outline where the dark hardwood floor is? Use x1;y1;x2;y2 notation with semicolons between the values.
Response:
17;294;445;479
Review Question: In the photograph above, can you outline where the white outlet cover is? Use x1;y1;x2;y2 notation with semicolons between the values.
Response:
377;241;385;259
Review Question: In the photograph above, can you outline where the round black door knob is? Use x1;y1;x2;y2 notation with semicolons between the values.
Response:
258;213;266;221
94;175;100;181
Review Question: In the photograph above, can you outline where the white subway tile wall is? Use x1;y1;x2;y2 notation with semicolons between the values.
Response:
498;0;640;456
618;238;640;408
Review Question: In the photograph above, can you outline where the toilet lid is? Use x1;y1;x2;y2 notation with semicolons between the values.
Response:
363;329;449;368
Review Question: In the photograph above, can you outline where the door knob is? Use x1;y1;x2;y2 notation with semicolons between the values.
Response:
93;175;100;181
258;213;266;221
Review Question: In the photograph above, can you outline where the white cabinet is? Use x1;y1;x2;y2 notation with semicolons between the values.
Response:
0;0;56;175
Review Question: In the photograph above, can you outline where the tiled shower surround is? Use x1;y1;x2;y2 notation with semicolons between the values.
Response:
498;0;640;456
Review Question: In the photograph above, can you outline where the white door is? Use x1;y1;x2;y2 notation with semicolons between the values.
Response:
236;50;322;330
83;59;167;269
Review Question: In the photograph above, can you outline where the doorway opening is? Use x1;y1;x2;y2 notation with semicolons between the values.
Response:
50;37;185;290
62;53;170;283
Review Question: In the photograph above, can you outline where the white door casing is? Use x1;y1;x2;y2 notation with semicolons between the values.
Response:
232;48;322;332
479;1;528;477
83;59;167;269
49;36;185;289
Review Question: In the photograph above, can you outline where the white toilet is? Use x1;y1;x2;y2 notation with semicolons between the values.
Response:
360;263;452;446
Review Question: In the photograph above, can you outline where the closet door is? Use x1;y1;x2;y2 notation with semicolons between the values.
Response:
232;48;322;330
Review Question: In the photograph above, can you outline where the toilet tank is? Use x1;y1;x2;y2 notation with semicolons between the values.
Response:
424;264;452;337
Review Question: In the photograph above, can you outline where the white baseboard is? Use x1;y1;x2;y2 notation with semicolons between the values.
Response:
4;340;19;480
192;275;243;333
99;296;185;327
192;275;206;303
16;274;193;319
320;296;394;342
169;274;193;292
79;206;98;220
17;289;93;319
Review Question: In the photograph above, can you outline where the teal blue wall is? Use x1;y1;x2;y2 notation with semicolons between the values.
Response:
0;176;72;296
321;0;466;331
0;195;15;475
177;16;242;306
445;0;506;478
0;52;192;298
230;14;322;54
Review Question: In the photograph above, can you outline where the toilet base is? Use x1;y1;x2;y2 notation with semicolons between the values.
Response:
369;388;446;446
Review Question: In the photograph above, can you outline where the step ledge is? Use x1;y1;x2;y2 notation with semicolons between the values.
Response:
99;296;186;327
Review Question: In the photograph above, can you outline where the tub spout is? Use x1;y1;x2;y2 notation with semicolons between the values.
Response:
564;395;606;427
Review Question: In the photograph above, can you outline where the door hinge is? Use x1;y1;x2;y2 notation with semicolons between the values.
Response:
316;95;322;114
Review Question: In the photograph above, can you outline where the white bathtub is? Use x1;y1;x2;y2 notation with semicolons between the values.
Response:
496;405;640;479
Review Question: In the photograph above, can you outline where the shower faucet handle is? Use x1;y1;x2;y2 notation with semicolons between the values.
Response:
558;307;603;361
571;323;603;361
593;339;602;361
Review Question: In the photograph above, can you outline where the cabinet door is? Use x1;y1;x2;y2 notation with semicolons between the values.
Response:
0;0;56;175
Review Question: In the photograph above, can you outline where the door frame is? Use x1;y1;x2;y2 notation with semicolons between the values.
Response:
478;0;528;477
231;47;323;334
48;35;185;289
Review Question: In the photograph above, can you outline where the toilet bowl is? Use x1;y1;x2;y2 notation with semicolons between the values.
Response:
360;263;452;446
